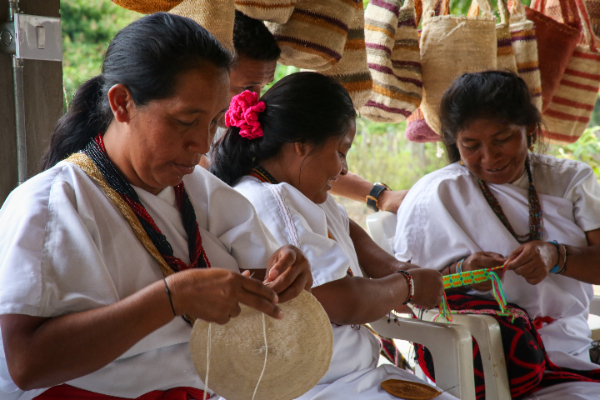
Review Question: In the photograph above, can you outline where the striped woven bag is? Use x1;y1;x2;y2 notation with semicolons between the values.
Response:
170;0;236;52
542;0;600;144
235;0;296;24
112;0;183;12
267;0;357;70
508;0;543;110
359;0;422;123
525;0;581;112
320;1;373;109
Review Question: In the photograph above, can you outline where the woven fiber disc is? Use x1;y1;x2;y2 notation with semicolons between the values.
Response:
381;379;442;400
112;0;184;13
190;290;333;400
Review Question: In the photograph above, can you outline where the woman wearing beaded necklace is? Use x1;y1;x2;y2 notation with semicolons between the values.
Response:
394;70;600;399
0;13;312;400
211;72;458;400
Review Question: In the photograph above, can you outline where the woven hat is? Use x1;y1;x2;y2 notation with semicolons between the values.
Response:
190;290;333;400
170;0;236;52
112;0;184;13
235;0;297;24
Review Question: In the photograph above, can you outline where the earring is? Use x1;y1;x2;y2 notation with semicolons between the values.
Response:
459;159;464;166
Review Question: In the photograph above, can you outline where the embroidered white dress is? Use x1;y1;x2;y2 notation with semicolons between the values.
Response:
235;175;458;400
0;162;278;400
394;155;600;399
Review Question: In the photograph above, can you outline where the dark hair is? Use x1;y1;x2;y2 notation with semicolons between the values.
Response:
41;12;232;170
210;72;356;186
439;70;543;163
233;10;281;61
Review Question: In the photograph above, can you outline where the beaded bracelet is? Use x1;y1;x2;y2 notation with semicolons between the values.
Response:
557;243;568;275
397;270;414;304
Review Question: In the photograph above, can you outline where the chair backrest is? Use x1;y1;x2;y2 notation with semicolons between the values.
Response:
366;211;398;256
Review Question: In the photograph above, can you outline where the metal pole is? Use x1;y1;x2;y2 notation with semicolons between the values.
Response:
12;56;27;184
8;0;27;184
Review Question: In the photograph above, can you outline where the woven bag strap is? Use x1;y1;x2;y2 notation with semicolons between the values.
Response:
574;0;598;50
66;152;197;324
469;0;511;25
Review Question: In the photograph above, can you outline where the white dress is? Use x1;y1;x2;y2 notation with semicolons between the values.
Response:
0;162;278;400
235;175;458;400
394;155;600;399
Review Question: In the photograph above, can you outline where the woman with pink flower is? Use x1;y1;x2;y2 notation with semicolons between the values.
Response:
211;72;455;400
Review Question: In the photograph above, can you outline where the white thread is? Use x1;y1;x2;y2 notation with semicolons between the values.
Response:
252;313;269;400
203;323;212;400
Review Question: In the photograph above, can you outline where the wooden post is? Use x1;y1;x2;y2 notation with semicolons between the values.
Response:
0;0;62;205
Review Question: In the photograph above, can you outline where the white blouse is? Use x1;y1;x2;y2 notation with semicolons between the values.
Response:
0;162;278;400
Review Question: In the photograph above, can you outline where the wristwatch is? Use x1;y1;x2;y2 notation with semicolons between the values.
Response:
366;182;391;212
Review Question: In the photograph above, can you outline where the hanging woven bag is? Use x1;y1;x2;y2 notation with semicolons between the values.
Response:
525;0;581;112
469;0;518;73
267;0;357;70
319;1;373;109
359;0;422;123
420;0;498;135
234;0;296;24
169;0;236;53
542;0;600;143
507;0;543;110
585;0;600;37
112;0;184;13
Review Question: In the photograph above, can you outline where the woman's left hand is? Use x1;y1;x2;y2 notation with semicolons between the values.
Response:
264;245;313;303
504;241;558;285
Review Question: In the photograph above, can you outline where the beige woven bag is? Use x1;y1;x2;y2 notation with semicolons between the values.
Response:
508;0;543;110
267;0;357;70
112;0;183;13
420;0;498;135
360;0;422;123
320;1;373;109
170;0;236;52
235;0;296;24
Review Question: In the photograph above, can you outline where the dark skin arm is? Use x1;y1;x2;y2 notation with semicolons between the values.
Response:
310;220;444;325
505;229;600;285
1;245;311;391
330;172;408;213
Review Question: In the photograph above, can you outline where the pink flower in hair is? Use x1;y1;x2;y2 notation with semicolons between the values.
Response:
225;90;266;140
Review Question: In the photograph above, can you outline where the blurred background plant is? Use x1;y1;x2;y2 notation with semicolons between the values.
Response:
60;0;600;226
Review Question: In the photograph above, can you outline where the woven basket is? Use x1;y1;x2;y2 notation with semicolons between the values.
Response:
508;0;543;110
112;0;183;13
543;0;600;144
525;0;581;112
169;0;235;52
267;0;357;70
235;0;296;24
360;0;422;123
320;1;373;109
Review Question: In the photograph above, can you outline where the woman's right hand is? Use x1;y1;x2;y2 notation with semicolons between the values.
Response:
167;268;282;325
462;252;507;291
408;268;444;309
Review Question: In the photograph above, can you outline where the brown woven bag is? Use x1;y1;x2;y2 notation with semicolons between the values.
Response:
112;0;183;13
267;0;357;70
320;1;373;109
235;0;296;24
543;0;600;143
420;0;498;135
586;0;600;37
170;0;236;52
525;0;582;112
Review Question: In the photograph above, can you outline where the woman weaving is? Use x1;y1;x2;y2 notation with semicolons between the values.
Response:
394;71;600;399
0;13;311;400
211;72;458;400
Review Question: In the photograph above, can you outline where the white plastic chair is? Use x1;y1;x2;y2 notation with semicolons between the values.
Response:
366;211;600;400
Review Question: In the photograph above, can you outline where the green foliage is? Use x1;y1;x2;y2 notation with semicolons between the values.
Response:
61;0;140;108
550;127;600;180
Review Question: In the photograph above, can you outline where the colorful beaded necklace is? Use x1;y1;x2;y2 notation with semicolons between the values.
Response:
475;157;543;243
85;135;211;273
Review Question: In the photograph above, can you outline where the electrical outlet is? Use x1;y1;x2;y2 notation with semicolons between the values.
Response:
13;14;62;62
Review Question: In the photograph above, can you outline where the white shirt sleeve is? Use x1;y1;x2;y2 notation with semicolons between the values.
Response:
562;161;600;232
235;178;350;288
